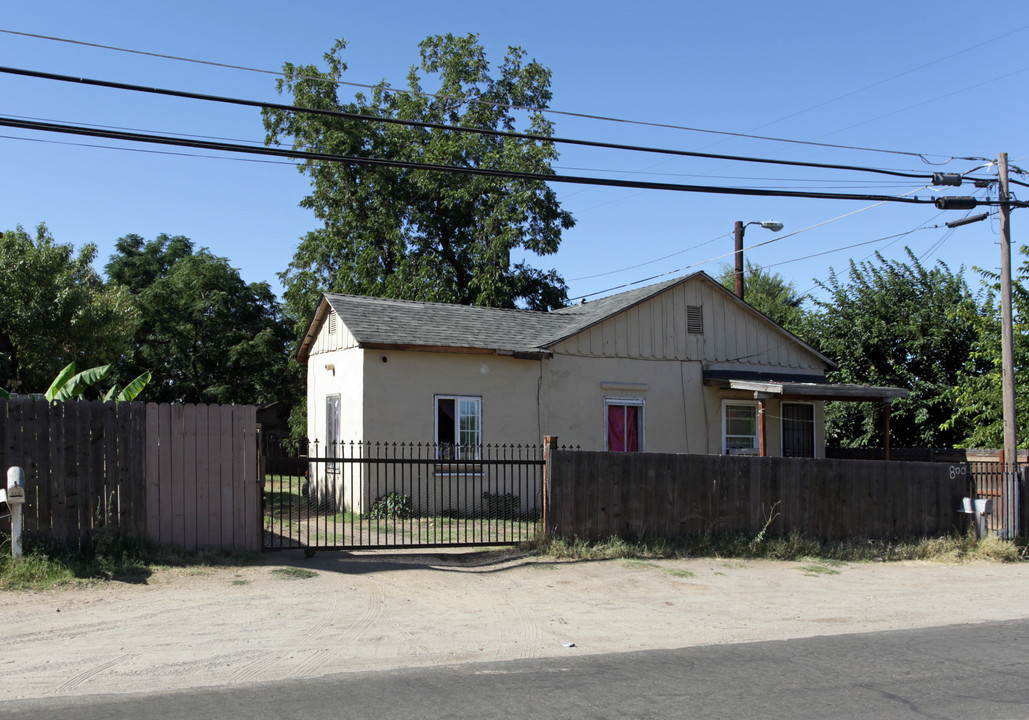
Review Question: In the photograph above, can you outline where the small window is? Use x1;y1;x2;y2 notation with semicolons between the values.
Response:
722;401;758;454
436;395;481;460
325;394;341;471
605;398;644;452
686;305;703;334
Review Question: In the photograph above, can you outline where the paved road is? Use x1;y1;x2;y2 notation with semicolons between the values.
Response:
5;619;1029;719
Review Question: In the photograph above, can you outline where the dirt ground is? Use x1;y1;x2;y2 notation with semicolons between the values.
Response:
2;549;1029;700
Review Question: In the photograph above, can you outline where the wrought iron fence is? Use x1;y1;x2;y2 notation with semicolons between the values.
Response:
262;441;544;551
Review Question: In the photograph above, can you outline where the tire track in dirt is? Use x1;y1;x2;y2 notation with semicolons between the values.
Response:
56;654;133;692
231;583;343;683
491;577;543;660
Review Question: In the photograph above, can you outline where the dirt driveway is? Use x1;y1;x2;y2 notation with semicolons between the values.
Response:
2;550;1028;700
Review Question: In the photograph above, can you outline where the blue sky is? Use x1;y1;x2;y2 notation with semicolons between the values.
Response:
3;1;1028;308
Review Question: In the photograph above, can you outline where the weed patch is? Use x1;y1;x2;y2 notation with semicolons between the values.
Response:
797;564;840;576
0;532;255;592
530;529;1026;564
271;567;317;580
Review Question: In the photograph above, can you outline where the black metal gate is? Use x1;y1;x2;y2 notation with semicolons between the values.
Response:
262;441;544;551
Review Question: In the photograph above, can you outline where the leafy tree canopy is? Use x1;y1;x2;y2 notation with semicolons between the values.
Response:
945;244;1029;448
0;224;138;393
715;261;810;335
809;249;983;449
106;234;298;406
264;33;575;335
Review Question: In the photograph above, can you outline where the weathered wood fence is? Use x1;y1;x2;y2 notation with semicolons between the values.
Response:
544;450;971;541
0;398;258;552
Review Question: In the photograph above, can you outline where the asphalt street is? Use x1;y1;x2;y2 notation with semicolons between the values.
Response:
6;619;1029;719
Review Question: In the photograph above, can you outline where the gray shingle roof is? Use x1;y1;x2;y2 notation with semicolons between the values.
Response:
298;271;831;370
319;273;701;355
322;294;569;353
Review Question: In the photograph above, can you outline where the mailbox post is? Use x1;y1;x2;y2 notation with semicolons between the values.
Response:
6;467;25;559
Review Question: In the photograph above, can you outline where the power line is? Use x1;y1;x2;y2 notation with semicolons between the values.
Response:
569;186;932;286
0;115;965;205
0;66;947;182
0;132;296;165
0;28;975;162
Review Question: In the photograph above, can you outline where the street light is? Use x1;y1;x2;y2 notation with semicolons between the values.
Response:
733;220;784;301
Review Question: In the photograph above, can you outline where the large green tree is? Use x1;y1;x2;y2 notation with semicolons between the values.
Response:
106;234;298;406
264;33;575;334
809;249;983;448
946;245;1029;448
0;224;138;393
716;261;810;335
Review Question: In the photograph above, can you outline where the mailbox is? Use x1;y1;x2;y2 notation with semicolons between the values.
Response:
6;467;24;505
975;498;993;515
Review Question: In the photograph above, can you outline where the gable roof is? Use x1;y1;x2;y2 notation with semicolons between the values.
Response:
296;272;834;369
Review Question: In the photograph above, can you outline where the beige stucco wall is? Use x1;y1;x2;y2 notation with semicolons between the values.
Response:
360;349;542;445
540;354;824;457
307;346;365;447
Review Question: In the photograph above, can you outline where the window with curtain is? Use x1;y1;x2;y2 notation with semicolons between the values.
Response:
605;398;644;452
435;395;482;460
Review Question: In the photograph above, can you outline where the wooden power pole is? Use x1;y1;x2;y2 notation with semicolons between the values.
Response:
998;153;1017;467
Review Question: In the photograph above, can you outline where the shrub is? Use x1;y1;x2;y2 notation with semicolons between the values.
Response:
366;492;412;520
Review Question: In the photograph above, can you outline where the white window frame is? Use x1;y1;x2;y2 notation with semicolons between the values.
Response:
722;400;759;455
325;393;341;473
434;394;482;460
604;397;645;452
780;401;816;458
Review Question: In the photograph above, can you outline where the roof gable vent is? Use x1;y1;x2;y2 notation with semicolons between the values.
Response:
686;305;703;335
327;311;337;335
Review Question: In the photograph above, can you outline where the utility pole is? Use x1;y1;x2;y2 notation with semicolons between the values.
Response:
734;221;745;301
998;152;1017;468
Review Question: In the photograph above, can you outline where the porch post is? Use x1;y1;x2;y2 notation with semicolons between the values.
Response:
758;398;767;457
882;400;892;462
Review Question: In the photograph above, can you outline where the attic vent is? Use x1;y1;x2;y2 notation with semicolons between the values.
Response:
327;311;337;334
686;305;704;334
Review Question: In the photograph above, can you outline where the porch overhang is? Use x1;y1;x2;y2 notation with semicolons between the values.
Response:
706;375;908;460
723;380;909;403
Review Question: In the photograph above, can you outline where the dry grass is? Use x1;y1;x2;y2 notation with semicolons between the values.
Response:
525;529;1026;564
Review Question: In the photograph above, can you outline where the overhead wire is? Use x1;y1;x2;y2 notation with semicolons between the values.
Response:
1;115;969;205
0;28;978;162
0;66;948;181
568;186;933;290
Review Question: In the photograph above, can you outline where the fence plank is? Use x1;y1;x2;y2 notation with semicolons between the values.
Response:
218;405;234;550
157;403;173;546
207;405;223;548
88;401;106;533
195;405;210;550
242;405;258;552
231;406;247;550
168;403;185;548
182;404;198;551
145;403;161;544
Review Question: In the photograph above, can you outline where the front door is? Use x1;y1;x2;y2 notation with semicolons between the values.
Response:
781;402;814;458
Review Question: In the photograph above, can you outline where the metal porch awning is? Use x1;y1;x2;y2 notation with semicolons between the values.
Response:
707;375;909;459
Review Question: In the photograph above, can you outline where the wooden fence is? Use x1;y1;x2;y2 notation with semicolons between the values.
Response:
0;398;258;552
544;450;970;541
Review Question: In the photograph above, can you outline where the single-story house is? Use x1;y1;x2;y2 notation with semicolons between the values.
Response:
297;272;906;489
